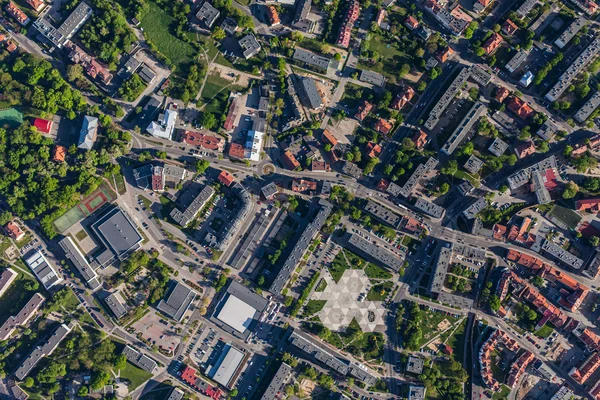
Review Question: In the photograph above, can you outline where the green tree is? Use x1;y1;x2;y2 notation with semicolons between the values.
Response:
23;377;34;388
195;159;210;174
212;27;226;40
441;160;458;175
202;112;217;130
489;295;501;312
562;181;579;199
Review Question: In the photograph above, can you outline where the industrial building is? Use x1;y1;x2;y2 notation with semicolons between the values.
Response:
91;207;143;267
157;281;197;321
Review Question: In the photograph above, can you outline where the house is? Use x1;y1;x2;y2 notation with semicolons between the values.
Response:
502;19;519;35
146;106;177;140
266;6;280;26
33;118;52;135
375;8;386;27
78;116;98;150
405;15;419;30
312;161;330;171
4;221;24;241
261;182;278;200
25;0;44;12
5;40;17;52
292;179;317;193
495;86;510;102
412;130;428;149
473;0;491;12
65;42;113;85
374;118;393;135
483;33;503;55
196;2;220;28
238;34;261;59
52;145;66;162
6;2;29;26
365;142;382;158
228;143;245;160
576;198;600;212
322;129;338;147
181;131;224;152
336;0;359;48
218;171;235;187
391;86;415;110
514;141;536;159
297;76;324;109
220;17;238;35
520;71;535;87
281;150;301;170
436;47;454;63
507;96;534;120
355;100;373;121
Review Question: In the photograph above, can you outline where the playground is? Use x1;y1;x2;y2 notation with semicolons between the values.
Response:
53;183;116;233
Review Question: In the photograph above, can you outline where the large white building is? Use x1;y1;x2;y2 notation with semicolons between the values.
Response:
244;130;264;162
147;108;177;140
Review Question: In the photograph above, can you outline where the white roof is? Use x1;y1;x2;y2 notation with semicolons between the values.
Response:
210;345;245;387
245;130;264;162
147;109;177;140
216;295;256;333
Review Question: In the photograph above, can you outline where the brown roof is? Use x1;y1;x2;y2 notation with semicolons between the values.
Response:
374;118;393;135
182;131;224;151
322;129;338;146
228;143;245;159
4;221;23;240
281;151;300;170
52;145;66;162
218;170;235;186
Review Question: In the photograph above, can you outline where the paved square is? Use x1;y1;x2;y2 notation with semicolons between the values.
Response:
312;269;386;332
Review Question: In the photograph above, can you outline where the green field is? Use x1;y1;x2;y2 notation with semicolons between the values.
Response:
303;299;327;317
0;269;39;324
201;72;232;103
119;361;153;390
139;2;196;68
358;34;411;79
0;108;23;128
548;205;581;229
364;263;392;280
367;281;394;301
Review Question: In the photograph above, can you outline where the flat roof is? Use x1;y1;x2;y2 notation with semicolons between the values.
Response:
157;281;196;321
15;323;72;380
59;236;98;286
92;207;142;262
207;345;245;387
25;250;62;289
104;291;127;318
216;295;257;333
345;233;403;271
293;48;331;70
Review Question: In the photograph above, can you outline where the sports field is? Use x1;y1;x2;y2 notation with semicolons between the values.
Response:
547;205;581;230
53;183;116;233
0;108;23;128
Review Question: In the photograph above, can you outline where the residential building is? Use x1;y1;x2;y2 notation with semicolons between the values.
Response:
473;0;491;12
218;170;235;187
33;118;52;134
59;236;101;290
514;141;536;159
463;197;487;219
436;47;453;63
483;33;503;54
576;198;600;212
495;86;510;102
220;17;238;35
266;5;281;25
406;356;424;374
322;129;338;147
196;2;220;28
238;34;261;59
424;66;471;130
342;161;363;179
397;157;438;197
570;352;600;384
502;19;518;35
224;94;241;132
65;41;113;84
0;268;17;298
413;130;428;149
507;156;557;190
122;345;158;373
293;0;314;33
569;0;598;15
355;100;373;121
391;85;415;110
505;50;528;73
104;291;128;319
245;129;264;162
414;198;444;218
575;91;600;123
365;142;381;158
292;179;317;193
261;363;292;400
555;17;585;49
546;36;600;102
374;118;393;135
292;48;331;74
147;105;177;140
360;70;385;87
181;131;225;152
519;70;534;87
157;281;197;321
537;119;558;140
0;293;45;340
15;323;73;380
33;1;92;47
464;155;484;174
363;200;402;228
441;101;485;155
25;250;62;289
336;0;359;48
281;150;301;170
507;96;534;120
77;115;98;150
405;15;419;30
170;185;215;227
516;0;538;18
6;2;29;26
424;0;470;35
297;76;323;109
25;0;45;12
488;138;508;157
261;182;278;200
345;233;403;271
408;386;426;400
4;220;24;241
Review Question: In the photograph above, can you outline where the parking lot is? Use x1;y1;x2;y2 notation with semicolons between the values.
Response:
132;311;180;354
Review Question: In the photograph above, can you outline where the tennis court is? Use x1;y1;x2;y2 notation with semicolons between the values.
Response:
53;183;117;233
0;108;23;128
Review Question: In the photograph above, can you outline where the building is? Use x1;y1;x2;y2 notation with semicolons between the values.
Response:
0;268;17;298
91;207;143;267
157;281;197;321
473;0;490;12
78;115;98;150
391;86;415;110
65;41;113;85
33;118;52;134
218;171;235;187
551;386;575;400
364;200;402;228
33;1;92;47
569;0;598;15
546;36;600;102
365;142;381;158
516;0;538;18
261;363;292;400
281;150;301;170
4;220;25;241
436;47;454;63
288;329;378;385
25;0;45;11
0;293;45;340
519;71;534;87
576;198;600;212
355;100;373;121
167;388;185;400
211;279;268;338
464;155;484;174
270;200;332;294
147;106;177;140
408;386;426;400
413;130;428;149
406;356;424;374
104;291;128;319
570;352;600;384
507;156;557;191
181;130;225;152
583;253;600;279
122;345;158;373
507;96;534;120
221;17;238;35
239;34;261;59
575;91;600;123
171;185;215;227
441;102;485;155
502;19;518;35
342;161;363;179
495;86;510;103
397;157;438;198
138;65;156;84
297;76;323;109
292;179;317;193
228;143;245;160
224;94;240;132
15;323;73;380
424;0;470;35
336;0;359;48
25;250;62;289
266;5;280;25
424;66;471;130
6;2;30;25
59;236;101;290
293;0;314;33
483;33;503;54
514;141;536;159
463;197;487;219
405;15;419;29
374;118;393;135
245;129;264;162
506;50;528;73
555;17;585;49
414;198;444;218
205;343;247;388
196;2;220;28
322;129;338;147
292;48;331;74
360;70;385;87
344;233;403;271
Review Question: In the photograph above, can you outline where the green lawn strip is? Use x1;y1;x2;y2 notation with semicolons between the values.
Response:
493;384;510;400
62;290;81;313
490;351;507;383
445;319;467;364
138;195;153;209
364;263;392;279
75;230;88;241
315;278;327;292
535;324;554;339
201;73;232;101
112;172;127;195
302;299;327;318
15;233;33;249
139;1;195;68
0;238;12;258
119;361;153;390
367;281;394;301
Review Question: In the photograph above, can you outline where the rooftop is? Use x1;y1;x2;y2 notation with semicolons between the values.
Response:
157;281;197;321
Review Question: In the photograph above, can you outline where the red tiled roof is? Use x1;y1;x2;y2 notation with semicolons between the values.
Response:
218;170;235;186
365;142;381;158
405;16;419;29
182;131;224;151
508;96;534;120
33;118;52;134
412;130;427;149
514;141;536;159
436;47;454;63
576;198;600;212
391;86;415;110
322;129;338;146
483;33;503;55
571;352;600;384
374;118;393;135
228;143;245;159
4;221;23;240
25;0;44;10
6;2;28;24
502;19;518;35
355;100;373;121
52;145;66;162
281;150;300;170
377;179;389;191
181;366;197;386
5;41;17;52
495;86;509;102
267;6;280;25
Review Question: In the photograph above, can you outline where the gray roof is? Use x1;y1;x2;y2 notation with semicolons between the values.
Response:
293;48;331;71
546;36;600;102
458;180;474;195
104;291;128;318
507;156;557;190
430;245;452;294
270;200;332;294
15;323;73;380
540;238;583;269
463;154;484;174
220;17;238;34
409;385;426;400
205;344;245;388
259;97;269;111
157;281;197;321
414;198;444;219
239;34;261;59
0;293;45;341
138;65;156;84
424;66;471;130
167;388;185;400
488;137;508;156
364;200;402;228
261;363;292;400
0;268;17;297
297;76;323;109
345;233;403;271
342;161;363;179
122;345;158;373
33;1;92;48
575;91;600;123
59;236;99;288
406;356;424;374
441;102;486;155
170;185;215;227
163;164;187;180
360;70;385;87
91;207;143;265
555;18;585;48
196;1;220;28
505;50;528;73
261;182;278;199
536;119;558;140
462;197;487;219
515;0;538;18
78;115;98;150
25;250;62;289
398;157;438;198
293;0;312;23
228;210;275;270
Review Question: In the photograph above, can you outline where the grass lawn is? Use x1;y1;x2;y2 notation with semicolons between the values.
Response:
358;34;411;79
0;270;39;323
445;319;466;364
367;281;394;301
75;230;88;241
201;72;232;102
535;324;554;339
0;238;12;257
418;309;460;347
139;1;196;69
364;263;393;279
303;300;327;317
548;205;582;229
63;290;81;313
340;82;376;110
493;384;510;400
138;195;153;209
112;172;127;195
315;278;327;292
119;361;153;390
15;233;33;249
